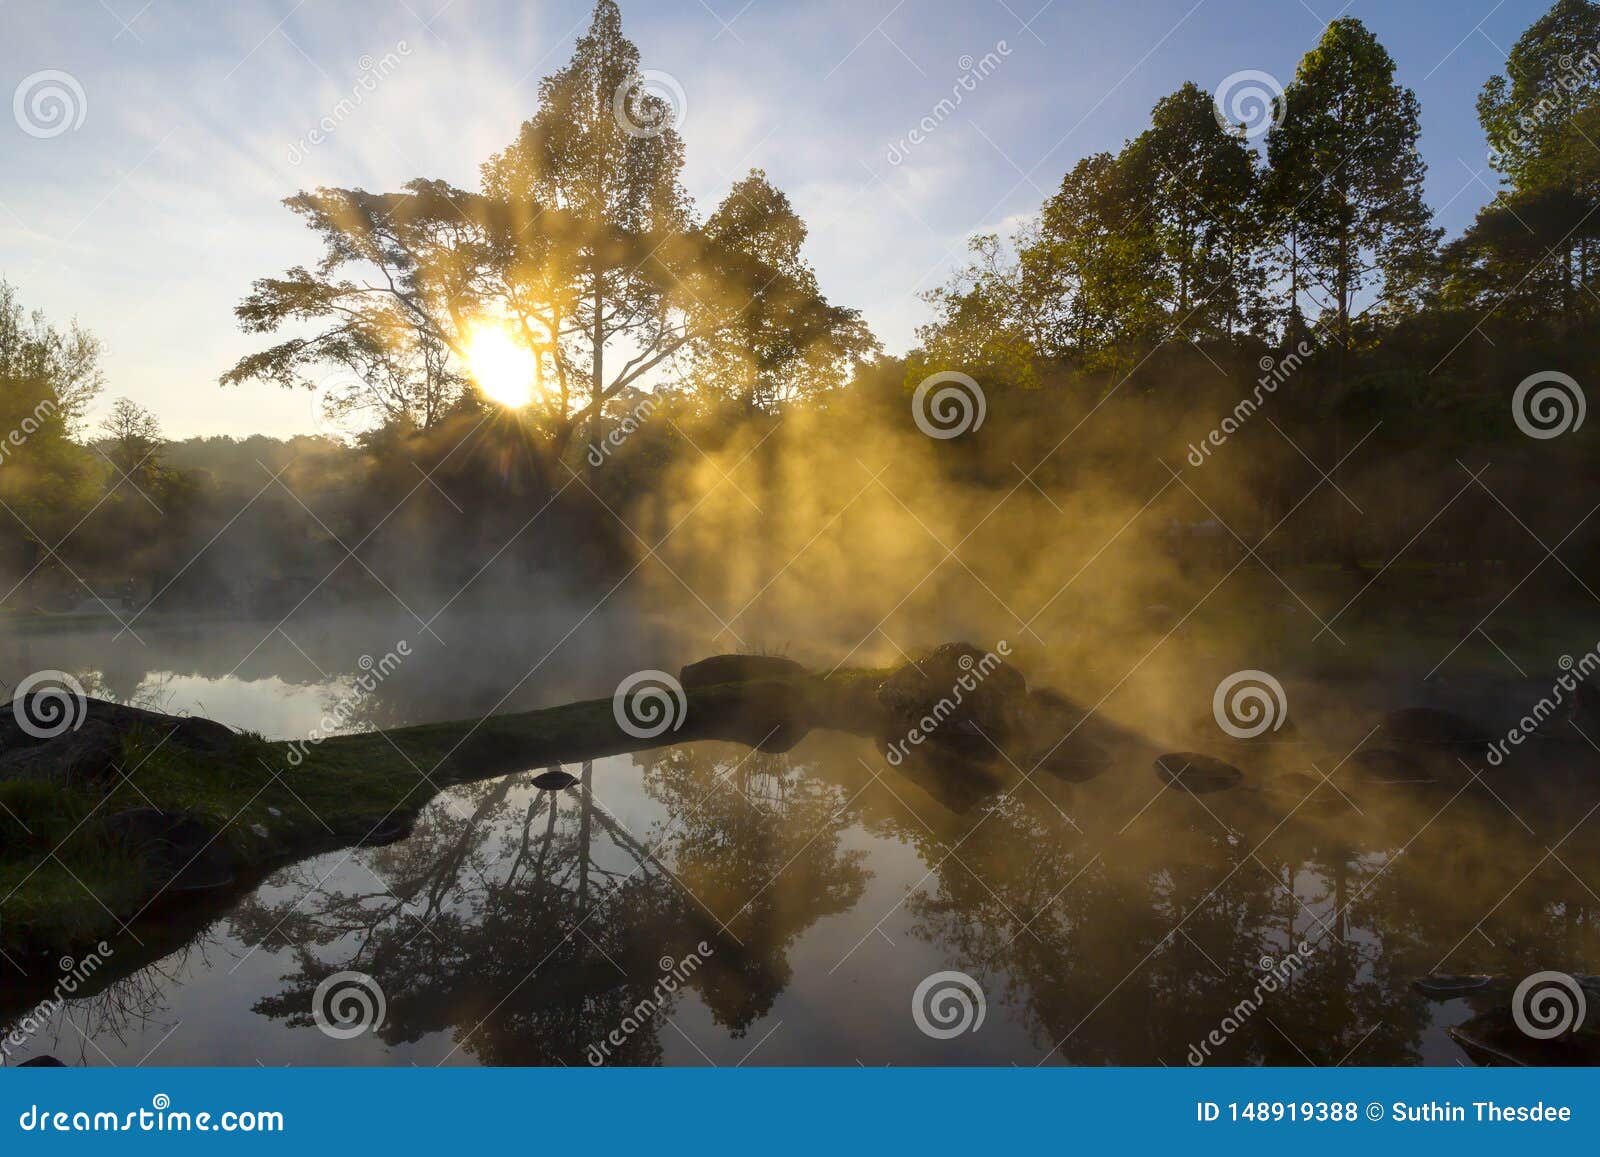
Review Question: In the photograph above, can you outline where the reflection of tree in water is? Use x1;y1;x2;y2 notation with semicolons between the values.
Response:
637;743;869;1034
234;741;867;1064
894;764;1600;1065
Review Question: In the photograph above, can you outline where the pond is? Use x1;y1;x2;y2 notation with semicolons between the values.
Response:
3;610;1598;1066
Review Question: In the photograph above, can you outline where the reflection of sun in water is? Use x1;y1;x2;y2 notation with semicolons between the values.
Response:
464;324;537;409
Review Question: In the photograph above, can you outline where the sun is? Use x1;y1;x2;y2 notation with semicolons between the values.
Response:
464;324;537;409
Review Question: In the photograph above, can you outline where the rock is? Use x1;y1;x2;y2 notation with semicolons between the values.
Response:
1154;753;1243;794
877;643;1029;752
1413;974;1498;999
0;695;237;789
680;654;808;689
0;719;123;789
1381;707;1493;748
531;769;579;790
357;818;413;846
97;808;233;893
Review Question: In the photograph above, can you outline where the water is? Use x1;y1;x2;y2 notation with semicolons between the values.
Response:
3;611;1598;1066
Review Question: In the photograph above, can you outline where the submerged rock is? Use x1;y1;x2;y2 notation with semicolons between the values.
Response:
680;654;808;689
1154;753;1243;794
1413;974;1498;999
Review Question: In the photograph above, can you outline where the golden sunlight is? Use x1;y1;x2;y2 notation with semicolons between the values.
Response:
464;324;537;409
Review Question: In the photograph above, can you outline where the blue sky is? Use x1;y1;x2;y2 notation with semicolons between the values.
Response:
0;0;1556;437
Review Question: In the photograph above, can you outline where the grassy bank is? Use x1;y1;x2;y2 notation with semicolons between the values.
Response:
0;669;889;969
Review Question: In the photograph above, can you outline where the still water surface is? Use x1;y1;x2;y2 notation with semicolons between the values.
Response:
3;612;1596;1066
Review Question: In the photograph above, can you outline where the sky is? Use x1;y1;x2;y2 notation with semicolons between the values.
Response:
0;0;1559;438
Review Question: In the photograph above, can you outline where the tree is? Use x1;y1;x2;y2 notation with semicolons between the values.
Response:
1467;1;1600;315
1268;18;1440;347
1478;0;1600;192
1027;151;1166;366
689;170;876;408
224;1;869;458
0;280;101;546
99;397;164;483
1120;82;1266;339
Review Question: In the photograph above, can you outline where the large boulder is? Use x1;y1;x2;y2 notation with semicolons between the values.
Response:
0;695;237;789
679;654;809;689
877;643;1029;752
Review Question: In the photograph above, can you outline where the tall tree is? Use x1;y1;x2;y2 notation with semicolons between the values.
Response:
1120;82;1266;339
0;281;101;545
1267;18;1440;348
224;2;867;456
1478;0;1600;192
689;170;875;408
479;0;693;447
